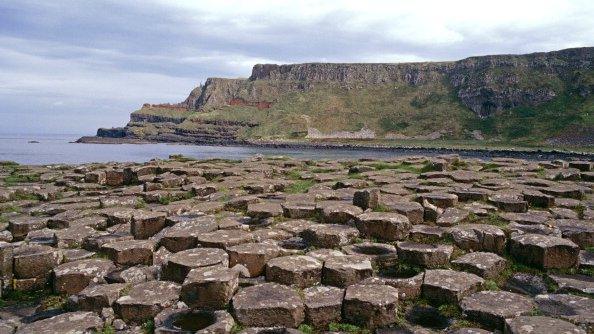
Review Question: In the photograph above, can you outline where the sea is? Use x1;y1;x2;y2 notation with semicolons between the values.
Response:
0;134;585;165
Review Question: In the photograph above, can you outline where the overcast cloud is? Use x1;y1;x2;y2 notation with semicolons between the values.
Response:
1;0;593;134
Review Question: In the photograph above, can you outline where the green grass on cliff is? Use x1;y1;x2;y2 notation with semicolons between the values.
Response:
187;81;474;139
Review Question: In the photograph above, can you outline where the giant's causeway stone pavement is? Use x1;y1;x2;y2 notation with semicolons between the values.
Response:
0;155;592;333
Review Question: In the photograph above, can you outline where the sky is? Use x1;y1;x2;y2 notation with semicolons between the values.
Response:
1;0;593;135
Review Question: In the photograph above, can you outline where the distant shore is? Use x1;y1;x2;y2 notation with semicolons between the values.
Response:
76;136;594;160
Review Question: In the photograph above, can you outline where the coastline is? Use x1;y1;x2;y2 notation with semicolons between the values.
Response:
75;136;594;160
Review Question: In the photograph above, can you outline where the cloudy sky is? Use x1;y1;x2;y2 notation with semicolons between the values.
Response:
1;0;593;134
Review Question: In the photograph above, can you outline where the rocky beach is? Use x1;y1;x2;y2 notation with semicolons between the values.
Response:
0;153;592;333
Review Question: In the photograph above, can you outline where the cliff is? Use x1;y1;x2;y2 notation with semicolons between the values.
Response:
83;47;594;146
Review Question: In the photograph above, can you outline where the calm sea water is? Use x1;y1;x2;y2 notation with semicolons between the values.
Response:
0;134;582;165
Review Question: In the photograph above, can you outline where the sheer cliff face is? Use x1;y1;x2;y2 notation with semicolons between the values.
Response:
188;47;593;118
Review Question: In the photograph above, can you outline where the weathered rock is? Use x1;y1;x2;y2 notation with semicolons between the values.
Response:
451;224;507;254
355;212;411;241
131;210;167;239
460;291;535;329
154;309;235;334
510;233;579;269
505;315;586;334
353;188;380;210
247;202;283;220
13;244;62;279
265;255;322;288
71;282;128;312
396;242;453;268
504;273;547;296
102;239;156;266
227;242;281;277
418;192;458;208
303;285;343;329
554;219;594;249
343;284;399;328
302;223;359;248
232;283;305;328
15;311;103;334
161;248;228;283
489;194;528;212
322;255;373;288
53;258;115;294
158;214;218;252
452;252;506;279
380;200;424;224
321;203;363;224
114;280;181;324
548;273;594;295
105;264;158;284
436;207;469;227
196;230;253;249
422;269;484;304
342;242;398;268
360;272;424;301
535;294;594;330
181;265;239;309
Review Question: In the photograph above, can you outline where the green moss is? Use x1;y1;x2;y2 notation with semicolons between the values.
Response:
141;319;155;334
484;279;500;291
0;204;20;214
135;199;147;209
97;324;116;334
298;324;314;334
328;322;370;334
4;172;40;186
230;324;245;334
438;303;462;318
285;180;315;194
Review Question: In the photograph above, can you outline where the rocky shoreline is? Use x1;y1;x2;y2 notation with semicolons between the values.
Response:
76;135;594;161
0;154;592;333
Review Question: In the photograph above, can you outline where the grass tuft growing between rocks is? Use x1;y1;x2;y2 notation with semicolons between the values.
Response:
285;180;315;194
328;322;370;334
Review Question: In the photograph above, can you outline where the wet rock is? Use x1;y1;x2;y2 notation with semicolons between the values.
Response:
460;291;535;329
505;315;586;334
228;242;282;277
303;285;343;329
265;255;322;288
162;248;228;283
302;224;359;248
343;284;399;328
355;212;411;241
114;280;181;324
422;269;484;304
452;252;506;279
15;311;103;334
510;233;579;269
450;224;506;254
396;242;453;268
102;239;156;266
53;258;115;294
180;266;239;309
232;283;305;328
322;255;373;288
